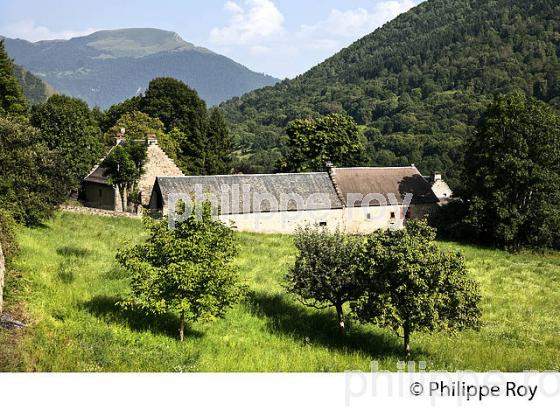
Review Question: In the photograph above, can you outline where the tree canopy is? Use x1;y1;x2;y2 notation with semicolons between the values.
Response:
0;117;65;225
205;107;234;175
0;40;28;118
30;95;103;194
353;220;481;359
285;113;367;172
462;91;560;250
117;204;244;341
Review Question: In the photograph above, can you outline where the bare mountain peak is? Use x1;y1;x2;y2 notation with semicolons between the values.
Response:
77;28;213;58
2;27;278;108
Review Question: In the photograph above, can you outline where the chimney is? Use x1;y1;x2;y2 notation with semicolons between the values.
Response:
116;127;125;144
147;133;158;145
432;172;442;182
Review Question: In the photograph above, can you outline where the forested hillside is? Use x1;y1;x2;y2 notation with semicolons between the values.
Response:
221;0;560;188
13;65;55;104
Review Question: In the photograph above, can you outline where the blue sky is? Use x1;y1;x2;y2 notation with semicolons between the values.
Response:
0;0;424;78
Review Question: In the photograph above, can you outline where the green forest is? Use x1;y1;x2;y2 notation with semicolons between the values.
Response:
221;0;560;188
14;65;55;104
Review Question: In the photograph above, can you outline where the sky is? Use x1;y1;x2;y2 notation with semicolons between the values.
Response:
0;0;424;79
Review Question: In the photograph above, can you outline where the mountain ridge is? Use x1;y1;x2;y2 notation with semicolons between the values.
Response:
1;28;278;108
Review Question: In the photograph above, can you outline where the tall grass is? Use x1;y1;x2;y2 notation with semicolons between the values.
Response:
1;212;559;371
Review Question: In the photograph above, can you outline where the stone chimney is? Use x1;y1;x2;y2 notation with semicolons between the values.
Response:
116;127;126;144
147;133;158;145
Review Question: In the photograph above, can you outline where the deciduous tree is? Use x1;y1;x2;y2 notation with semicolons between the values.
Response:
0;117;65;225
31;95;103;194
101;145;138;211
116;203;244;341
142;78;208;174
286;226;363;335
353;220;481;359
285;113;368;172
463;91;560;250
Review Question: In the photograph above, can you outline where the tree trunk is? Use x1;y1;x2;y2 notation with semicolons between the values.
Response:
403;323;411;360
335;304;345;336
179;312;185;342
119;186;126;212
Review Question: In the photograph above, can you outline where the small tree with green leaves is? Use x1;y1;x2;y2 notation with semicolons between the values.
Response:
101;145;137;212
286;225;363;335
116;203;244;341
353;220;481;359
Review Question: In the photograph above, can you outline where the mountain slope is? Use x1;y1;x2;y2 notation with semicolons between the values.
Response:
14;65;56;104
1;28;278;108
221;0;560;187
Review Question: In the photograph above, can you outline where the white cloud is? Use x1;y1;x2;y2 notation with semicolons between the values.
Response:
297;1;418;51
0;19;97;42
208;0;422;78
224;1;243;14
209;0;285;46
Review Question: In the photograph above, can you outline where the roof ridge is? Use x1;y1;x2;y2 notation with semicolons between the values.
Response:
157;172;330;179
83;143;120;180
334;166;417;170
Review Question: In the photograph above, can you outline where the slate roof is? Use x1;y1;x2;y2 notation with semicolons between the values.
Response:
83;143;121;185
83;165;110;185
154;173;344;214
331;166;439;206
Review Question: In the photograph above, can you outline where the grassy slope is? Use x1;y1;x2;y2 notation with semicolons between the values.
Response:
1;212;559;372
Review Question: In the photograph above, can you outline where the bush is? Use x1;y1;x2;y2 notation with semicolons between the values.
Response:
117;202;244;341
286;225;364;335
0;208;19;259
353;219;481;358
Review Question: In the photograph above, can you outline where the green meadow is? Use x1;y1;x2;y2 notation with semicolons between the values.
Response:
1;211;559;372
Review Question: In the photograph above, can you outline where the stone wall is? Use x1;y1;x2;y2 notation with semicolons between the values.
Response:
166;203;438;235
60;206;141;219
0;242;5;315
137;143;184;207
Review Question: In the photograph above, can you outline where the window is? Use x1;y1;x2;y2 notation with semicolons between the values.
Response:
98;189;103;198
366;213;371;220
319;221;327;227
390;212;396;219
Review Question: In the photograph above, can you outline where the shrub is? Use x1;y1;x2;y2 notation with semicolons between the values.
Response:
353;220;481;358
117;202;244;341
286;225;363;335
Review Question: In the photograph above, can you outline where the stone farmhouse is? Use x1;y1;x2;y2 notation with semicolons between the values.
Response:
149;165;442;234
81;133;184;211
81;131;449;233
